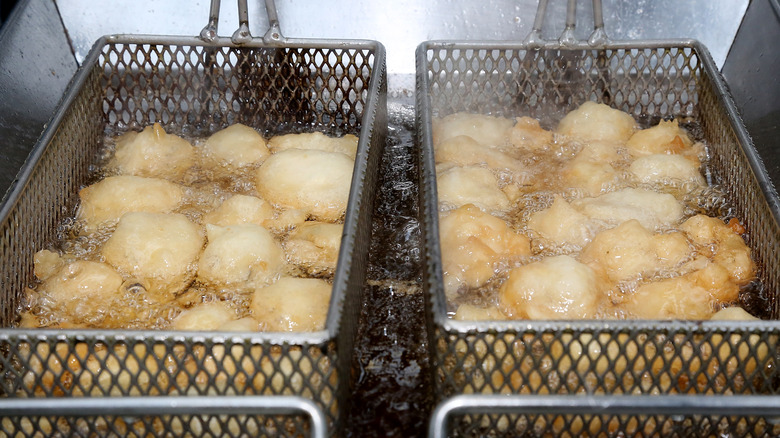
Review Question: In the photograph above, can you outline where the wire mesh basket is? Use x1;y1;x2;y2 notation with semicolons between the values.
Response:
429;394;780;438
0;395;326;438
0;1;386;436
415;0;780;433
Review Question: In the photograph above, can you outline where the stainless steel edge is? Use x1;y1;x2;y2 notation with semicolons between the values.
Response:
440;317;780;335
415;41;449;329
326;40;387;337
417;38;701;50
692;38;780;229
722;0;780;196
104;33;383;51
429;394;780;438
0;0;79;203
0;395;327;438
0;35;105;225
0;327;332;347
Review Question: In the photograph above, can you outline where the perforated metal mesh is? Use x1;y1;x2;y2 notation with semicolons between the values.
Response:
448;414;780;438
2;336;338;400
0;36;386;437
416;41;780;433
1;414;309;438
422;46;702;124
431;395;780;438
0;396;324;437
99;42;376;135
434;325;776;396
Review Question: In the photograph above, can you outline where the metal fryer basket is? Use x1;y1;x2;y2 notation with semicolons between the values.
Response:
0;396;327;437
429;394;780;437
0;1;386;436
415;0;780;432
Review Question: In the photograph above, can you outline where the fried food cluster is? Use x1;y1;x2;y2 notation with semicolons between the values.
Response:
22;123;357;333
436;104;773;404
435;102;757;322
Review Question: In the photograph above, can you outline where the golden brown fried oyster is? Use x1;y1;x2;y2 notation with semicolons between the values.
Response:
201;194;275;227
34;259;124;322
557;101;637;143
268;131;359;159
433;112;514;147
499;255;605;320
436;165;511;212
285;221;343;275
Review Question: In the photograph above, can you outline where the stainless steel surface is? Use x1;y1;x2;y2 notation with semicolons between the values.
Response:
723;0;780;124
722;0;780;189
0;396;327;438
0;0;753;201
430;395;780;438
0;0;78;202
54;0;747;74
524;0;608;48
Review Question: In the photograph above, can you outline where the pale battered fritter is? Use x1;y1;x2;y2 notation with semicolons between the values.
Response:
197;224;284;290
268;131;358;159
77;175;184;231
112;123;194;179
255;148;353;221
250;277;332;332
102;212;203;299
201;123;270;169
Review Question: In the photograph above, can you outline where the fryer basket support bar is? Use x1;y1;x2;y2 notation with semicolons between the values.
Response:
524;0;608;48
0;396;327;438
429;395;780;438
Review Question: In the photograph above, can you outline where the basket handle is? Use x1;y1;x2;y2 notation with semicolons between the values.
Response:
523;0;608;48
232;0;253;44
198;0;286;45
199;0;222;42
262;0;285;44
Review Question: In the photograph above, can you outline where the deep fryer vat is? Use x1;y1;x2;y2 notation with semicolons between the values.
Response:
416;40;780;406
0;32;386;436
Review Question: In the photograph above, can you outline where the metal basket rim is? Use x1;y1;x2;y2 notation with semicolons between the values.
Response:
0;328;336;345
0;395;327;438
437;318;780;334
417;37;702;51
428;393;780;438
104;33;386;51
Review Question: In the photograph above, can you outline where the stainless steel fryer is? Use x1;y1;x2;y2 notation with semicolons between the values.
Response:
0;0;386;436
416;0;780;434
